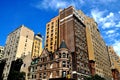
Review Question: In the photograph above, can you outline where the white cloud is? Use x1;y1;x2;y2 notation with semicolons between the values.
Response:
90;9;120;30
113;40;120;56
116;22;120;27
32;0;119;11
90;9;105;23
106;12;114;19
35;0;69;10
102;22;115;29
107;33;120;38
33;0;86;10
100;12;116;29
119;11;120;14
106;30;115;34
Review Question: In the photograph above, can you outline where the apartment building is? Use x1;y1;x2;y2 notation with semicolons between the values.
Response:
59;6;90;79
108;46;120;72
31;33;43;59
45;16;59;52
2;25;34;80
86;17;112;79
108;46;120;80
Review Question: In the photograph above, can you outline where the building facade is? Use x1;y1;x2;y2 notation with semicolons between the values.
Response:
0;46;4;60
45;16;59;52
59;6;90;79
28;41;72;80
86;17;112;79
20;53;32;80
108;46;120;80
108;46;120;72
28;57;39;80
32;33;43;59
2;25;34;80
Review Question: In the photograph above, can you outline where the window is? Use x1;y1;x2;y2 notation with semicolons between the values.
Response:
44;64;46;70
25;39;27;42
40;73;42;79
36;66;37;70
8;51;10;55
32;75;34;79
62;61;66;67
51;26;54;29
47;24;50;27
63;53;66;58
40;65;42;70
51;30;53;33
23;64;26;67
34;75;36;78
43;73;46;79
50;47;52;50
31;67;33;72
50;42;53;45
59;53;61;58
26;35;28;38
25;43;27;47
62;71;66;78
46;44;48;47
51;33;53;36
55;36;57;39
67;62;69;68
51;38;53;40
67;54;69;58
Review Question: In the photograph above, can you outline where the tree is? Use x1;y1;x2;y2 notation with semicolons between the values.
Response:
8;58;24;80
8;71;26;80
0;59;6;80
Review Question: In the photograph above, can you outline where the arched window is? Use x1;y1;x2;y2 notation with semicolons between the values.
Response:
63;53;66;58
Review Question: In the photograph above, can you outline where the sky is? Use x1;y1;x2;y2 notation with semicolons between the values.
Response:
0;0;120;55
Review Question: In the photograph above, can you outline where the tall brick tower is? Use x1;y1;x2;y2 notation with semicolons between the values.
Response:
59;6;90;79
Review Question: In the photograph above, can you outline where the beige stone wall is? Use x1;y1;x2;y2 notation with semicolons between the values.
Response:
86;26;95;60
3;25;34;80
31;35;42;59
16;26;34;59
0;46;4;59
85;19;112;79
45;16;59;52
108;46;120;72
20;53;32;80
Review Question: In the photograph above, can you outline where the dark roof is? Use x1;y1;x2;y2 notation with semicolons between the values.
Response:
60;40;67;48
36;33;42;38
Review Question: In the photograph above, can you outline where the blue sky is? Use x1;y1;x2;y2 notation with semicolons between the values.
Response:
0;0;120;55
